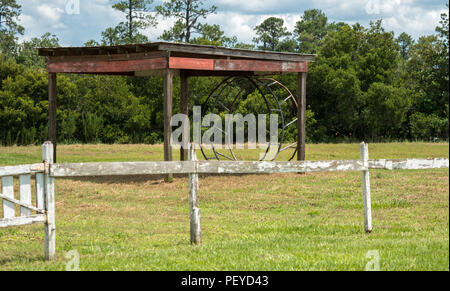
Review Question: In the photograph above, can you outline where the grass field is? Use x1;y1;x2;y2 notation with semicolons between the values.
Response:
0;142;448;271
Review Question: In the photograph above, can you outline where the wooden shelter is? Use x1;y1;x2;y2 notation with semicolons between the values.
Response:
38;42;315;177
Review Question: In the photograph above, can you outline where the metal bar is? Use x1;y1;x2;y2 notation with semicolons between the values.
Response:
280;142;298;153
284;118;298;129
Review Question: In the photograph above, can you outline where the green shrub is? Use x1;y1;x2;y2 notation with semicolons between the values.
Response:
410;112;449;141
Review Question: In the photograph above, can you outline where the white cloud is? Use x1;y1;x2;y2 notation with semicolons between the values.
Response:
36;4;64;23
16;0;448;46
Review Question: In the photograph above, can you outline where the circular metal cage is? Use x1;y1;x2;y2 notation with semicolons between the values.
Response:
199;76;299;161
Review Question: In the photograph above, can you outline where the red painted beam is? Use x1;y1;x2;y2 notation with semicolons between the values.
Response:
168;57;308;73
47;57;167;74
47;56;308;74
169;57;214;71
214;59;308;72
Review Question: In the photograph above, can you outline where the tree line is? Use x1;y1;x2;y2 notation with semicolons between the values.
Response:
0;0;448;146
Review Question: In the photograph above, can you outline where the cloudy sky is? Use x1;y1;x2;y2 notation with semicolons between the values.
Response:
17;0;448;46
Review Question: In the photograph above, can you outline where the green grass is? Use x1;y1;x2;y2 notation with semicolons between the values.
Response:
0;142;448;271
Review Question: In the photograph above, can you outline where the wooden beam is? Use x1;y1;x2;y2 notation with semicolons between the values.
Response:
0;193;45;214
2;176;14;219
47;57;167;74
43;142;56;260
0;163;44;176
48;73;57;162
47;51;166;63
48;157;449;177
180;70;189;161
169;57;308;73
51;161;195;177
360;143;373;233
170;57;214;71
369;158;450;170
0;215;46;228
164;68;174;182
189;145;202;245
297;72;307;162
49;160;365;177
214;59;308;73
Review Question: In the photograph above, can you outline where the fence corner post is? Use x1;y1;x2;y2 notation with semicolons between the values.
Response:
43;141;56;260
188;143;202;245
360;142;373;233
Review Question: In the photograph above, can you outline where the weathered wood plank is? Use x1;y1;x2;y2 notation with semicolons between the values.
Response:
0;214;46;228
197;160;364;174
0;163;44;176
19;175;32;216
297;72;307;162
189;145;202;245
47;51;166;63
49;158;449;177
50;160;364;176
35;173;45;210
43;142;56;261
0;194;45;214
180;70;189;161
51;161;195;177
49;73;57;162
164;68;174;182
1;176;15;219
361;143;373;233
369;158;449;170
170;57;214;71
47;57;167;74
214;59;308;73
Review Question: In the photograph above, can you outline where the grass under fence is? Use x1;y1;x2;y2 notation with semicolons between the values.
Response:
0;142;448;270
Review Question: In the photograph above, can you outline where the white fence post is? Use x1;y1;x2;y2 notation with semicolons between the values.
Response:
188;144;202;245
43;142;56;260
361;142;373;233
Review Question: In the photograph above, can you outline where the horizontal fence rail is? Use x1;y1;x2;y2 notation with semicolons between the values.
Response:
49;158;449;177
1;141;449;261
0;215;47;228
369;158;449;170
0;163;45;177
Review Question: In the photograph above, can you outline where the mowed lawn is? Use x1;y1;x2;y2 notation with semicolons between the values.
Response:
0;143;448;271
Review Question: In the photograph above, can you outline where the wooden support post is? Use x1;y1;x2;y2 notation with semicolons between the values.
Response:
164;68;174;182
180;70;189;161
188;144;202;245
297;72;306;162
360;142;373;233
48;73;57;163
43;142;56;260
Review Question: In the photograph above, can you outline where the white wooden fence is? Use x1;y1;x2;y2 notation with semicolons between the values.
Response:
0;142;448;260
0;142;55;260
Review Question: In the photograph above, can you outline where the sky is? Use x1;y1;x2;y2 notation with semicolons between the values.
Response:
17;0;449;46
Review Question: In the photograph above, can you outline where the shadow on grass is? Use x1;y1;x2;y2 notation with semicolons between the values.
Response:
61;173;266;185
0;253;45;267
